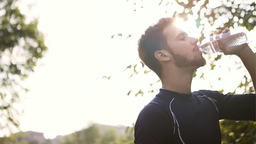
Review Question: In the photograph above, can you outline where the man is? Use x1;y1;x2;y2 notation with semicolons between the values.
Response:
134;17;255;144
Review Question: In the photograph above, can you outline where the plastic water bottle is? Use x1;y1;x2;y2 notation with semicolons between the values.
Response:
198;31;248;54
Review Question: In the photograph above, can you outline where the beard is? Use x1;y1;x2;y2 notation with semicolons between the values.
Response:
173;53;206;67
168;49;206;68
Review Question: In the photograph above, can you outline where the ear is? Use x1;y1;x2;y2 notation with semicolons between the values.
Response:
155;50;171;62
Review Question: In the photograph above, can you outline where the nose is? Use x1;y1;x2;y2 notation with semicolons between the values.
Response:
191;37;199;45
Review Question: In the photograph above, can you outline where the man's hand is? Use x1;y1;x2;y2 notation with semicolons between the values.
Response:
211;28;256;93
210;29;249;56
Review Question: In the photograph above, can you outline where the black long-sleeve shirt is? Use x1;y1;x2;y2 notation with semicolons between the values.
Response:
134;89;255;144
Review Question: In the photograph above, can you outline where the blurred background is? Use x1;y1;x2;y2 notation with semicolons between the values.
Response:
0;0;255;144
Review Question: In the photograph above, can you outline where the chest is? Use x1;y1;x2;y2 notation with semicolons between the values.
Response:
170;97;221;143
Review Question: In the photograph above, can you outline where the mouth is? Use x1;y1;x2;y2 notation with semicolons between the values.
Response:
193;45;199;52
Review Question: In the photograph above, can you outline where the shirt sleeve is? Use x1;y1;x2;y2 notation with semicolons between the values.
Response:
134;103;175;144
201;90;255;121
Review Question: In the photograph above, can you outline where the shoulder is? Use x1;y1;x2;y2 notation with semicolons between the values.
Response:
137;95;174;122
136;103;169;123
193;90;222;96
193;90;224;101
134;102;174;144
135;97;174;131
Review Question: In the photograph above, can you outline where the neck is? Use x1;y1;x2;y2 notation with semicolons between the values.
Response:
161;66;195;94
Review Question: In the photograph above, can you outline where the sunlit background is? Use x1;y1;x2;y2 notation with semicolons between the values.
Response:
3;0;255;140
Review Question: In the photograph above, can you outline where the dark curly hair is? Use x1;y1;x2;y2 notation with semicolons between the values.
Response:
138;17;175;78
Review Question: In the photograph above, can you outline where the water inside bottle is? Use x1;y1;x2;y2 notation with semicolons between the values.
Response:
198;40;220;54
221;32;247;48
198;32;247;54
198;42;215;54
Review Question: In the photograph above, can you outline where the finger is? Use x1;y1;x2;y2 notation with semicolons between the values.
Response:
215;30;222;40
215;30;222;34
210;33;214;41
222;28;230;33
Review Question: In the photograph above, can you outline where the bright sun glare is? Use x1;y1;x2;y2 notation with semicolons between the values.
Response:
174;18;201;39
174;18;186;28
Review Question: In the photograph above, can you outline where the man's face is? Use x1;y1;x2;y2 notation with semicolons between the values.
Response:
162;24;206;68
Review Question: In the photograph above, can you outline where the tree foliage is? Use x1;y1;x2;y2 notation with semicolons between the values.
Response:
109;0;256;143
100;128;118;144
0;132;28;144
0;0;47;132
60;124;134;144
61;124;102;144
220;120;255;144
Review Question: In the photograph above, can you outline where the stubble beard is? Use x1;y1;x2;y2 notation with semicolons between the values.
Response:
170;51;206;68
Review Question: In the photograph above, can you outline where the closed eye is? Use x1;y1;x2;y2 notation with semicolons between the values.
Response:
179;33;188;40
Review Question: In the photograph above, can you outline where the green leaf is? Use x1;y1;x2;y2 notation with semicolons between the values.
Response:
135;90;144;97
249;86;254;93
218;89;224;93
214;54;222;61
195;18;201;28
133;64;138;74
127;90;132;96
0;105;10;110
102;76;111;80
144;70;150;74
159;0;163;5
148;90;154;93
124;65;132;71
200;73;204;79
210;63;216;70
129;74;133;79
193;70;197;77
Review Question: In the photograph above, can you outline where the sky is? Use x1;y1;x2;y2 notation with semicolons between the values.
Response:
6;0;256;139
17;0;169;139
